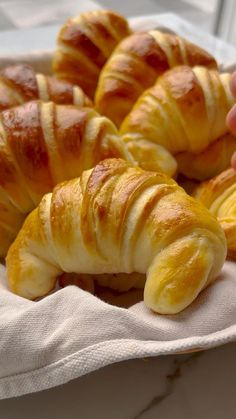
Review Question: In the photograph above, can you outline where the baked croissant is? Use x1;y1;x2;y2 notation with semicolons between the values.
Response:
0;64;92;111
176;133;236;181
194;168;236;254
120;65;235;179
0;100;176;257
6;159;226;314
95;31;217;127
52;10;131;99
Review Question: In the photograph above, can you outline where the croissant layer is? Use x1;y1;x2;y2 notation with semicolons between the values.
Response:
194;168;236;253
0;64;91;110
120;66;234;156
95;31;217;126
53;10;131;98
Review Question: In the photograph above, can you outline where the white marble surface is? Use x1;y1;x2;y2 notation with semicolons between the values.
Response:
0;341;236;418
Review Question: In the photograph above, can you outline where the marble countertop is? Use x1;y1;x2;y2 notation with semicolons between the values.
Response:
0;341;235;418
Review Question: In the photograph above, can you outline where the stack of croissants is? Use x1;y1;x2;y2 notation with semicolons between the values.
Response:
1;9;236;315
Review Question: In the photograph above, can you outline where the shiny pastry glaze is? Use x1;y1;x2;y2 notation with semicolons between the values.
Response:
0;64;91;111
53;10;131;98
120;65;234;158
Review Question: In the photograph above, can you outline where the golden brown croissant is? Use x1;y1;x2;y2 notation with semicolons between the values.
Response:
6;159;226;314
52;10;131;99
0;64;92;110
176;133;236;181
120;65;235;179
95;31;217;127
0;100;176;257
194;168;236;254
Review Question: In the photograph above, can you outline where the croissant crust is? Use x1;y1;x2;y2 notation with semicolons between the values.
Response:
53;10;131;98
0;64;92;110
95;31;217;126
194;168;236;253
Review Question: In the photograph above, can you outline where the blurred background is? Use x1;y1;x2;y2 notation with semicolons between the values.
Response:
0;0;235;45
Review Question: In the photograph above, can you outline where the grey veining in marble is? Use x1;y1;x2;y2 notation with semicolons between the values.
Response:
133;353;202;419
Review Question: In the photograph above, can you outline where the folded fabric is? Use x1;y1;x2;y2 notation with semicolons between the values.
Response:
1;261;236;399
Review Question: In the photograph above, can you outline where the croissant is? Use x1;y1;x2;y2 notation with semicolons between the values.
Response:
0;64;92;111
52;10;131;99
176;133;236;181
194;168;236;254
120;65;235;179
0;100;176;257
95;31;217;127
6;159;226;314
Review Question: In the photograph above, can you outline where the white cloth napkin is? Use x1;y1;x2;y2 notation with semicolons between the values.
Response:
1;262;236;399
0;14;236;400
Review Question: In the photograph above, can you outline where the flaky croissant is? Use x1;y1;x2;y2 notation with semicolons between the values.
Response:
52;10;131;99
6;159;226;314
0;64;91;111
0;100;176;257
120;65;235;179
95;31;217;126
194;168;236;254
176;133;236;181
